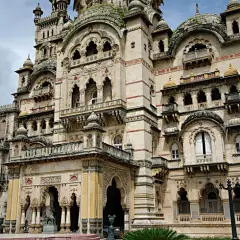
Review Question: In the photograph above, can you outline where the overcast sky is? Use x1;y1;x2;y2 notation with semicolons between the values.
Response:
0;0;229;105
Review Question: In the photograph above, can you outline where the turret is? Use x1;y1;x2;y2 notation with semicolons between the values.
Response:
33;3;43;24
15;55;33;89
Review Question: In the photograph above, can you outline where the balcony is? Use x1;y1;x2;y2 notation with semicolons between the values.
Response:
32;87;53;101
8;141;133;166
152;157;168;181
225;93;240;113
30;105;54;115
162;103;179;122
60;99;126;128
183;48;213;70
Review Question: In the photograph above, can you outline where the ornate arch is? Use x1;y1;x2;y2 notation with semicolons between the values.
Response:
183;38;212;54
103;167;130;209
189;126;216;145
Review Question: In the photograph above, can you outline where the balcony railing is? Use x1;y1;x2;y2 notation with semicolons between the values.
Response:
10;141;131;163
33;87;53;97
196;154;212;164
200;213;224;222
225;93;240;103
162;103;178;114
152;157;168;168
183;48;212;63
178;214;191;222
30;105;54;114
60;99;126;117
0;103;18;113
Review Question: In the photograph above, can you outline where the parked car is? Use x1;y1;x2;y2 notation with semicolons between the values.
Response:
103;225;124;239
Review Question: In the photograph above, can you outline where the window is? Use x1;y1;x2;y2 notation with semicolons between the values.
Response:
22;76;25;85
168;96;175;104
91;91;98;104
211;88;221;101
43;48;47;57
72;85;80;108
41;120;46;130
103;78;112;102
113;135;123;150
171;143;179;160
236;135;240;153
72;50;81;60
230;85;238;94
47;31;49;38
52;29;54;36
103;41;112;52
177;188;190;214
184;93;193;105
232;20;239;34
32;121;37;131
43;32;45;39
195;132;212;159
158;40;164;53
197;90;206;103
189;43;207;52
86;41;98;57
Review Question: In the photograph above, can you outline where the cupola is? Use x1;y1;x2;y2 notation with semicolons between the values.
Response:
224;63;239;77
163;77;176;89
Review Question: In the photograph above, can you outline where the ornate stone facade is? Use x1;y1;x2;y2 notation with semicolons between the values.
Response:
1;0;240;238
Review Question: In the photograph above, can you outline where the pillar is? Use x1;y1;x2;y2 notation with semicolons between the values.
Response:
65;206;71;233
35;207;41;233
124;209;130;232
60;206;66;233
20;206;25;233
97;85;103;103
190;201;200;221
206;90;211;104
45;118;50;134
37;120;41;135
192;93;198;109
29;207;36;233
80;89;85;106
26;121;32;137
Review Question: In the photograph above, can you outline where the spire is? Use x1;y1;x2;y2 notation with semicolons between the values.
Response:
196;3;200;15
33;3;43;24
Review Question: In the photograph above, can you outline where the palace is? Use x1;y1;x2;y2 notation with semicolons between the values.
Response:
0;0;240;237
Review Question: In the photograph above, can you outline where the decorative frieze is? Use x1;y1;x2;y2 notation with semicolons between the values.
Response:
40;176;61;185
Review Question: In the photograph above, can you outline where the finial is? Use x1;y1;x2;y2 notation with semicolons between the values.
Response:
196;3;200;15
27;54;30;60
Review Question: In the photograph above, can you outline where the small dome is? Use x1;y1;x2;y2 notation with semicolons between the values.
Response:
16;124;27;137
227;0;240;10
23;55;33;68
87;112;99;123
163;77;176;88
63;19;73;31
156;19;169;30
128;0;145;10
224;64;239;77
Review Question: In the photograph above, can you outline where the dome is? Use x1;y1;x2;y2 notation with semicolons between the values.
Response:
224;64;239;77
163;77;176;88
156;19;169;30
16;125;28;137
227;0;240;10
23;55;33;68
87;112;99;123
168;13;227;54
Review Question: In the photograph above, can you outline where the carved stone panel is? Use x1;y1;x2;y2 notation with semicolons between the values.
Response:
40;176;61;185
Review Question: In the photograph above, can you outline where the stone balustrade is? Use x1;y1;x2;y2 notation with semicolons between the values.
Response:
200;213;225;222
10;141;132;163
196;155;213;164
0;103;18;113
178;214;191;222
60;99;126;117
236;213;240;222
152;157;168;168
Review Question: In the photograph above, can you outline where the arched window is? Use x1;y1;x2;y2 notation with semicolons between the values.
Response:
113;135;123;150
72;85;80;108
197;90;207;103
43;32;45;39
41;119;46;130
52;29;54;36
177;188;190;214
230;85;238;93
47;31;49;38
22;76;25;85
103;41;112;52
103;78;112;102
85;79;97;105
200;183;223;213
14;145;19;157
236;135;240;153
158;40;164;53
91;91;98;104
232;20;240;34
86;41;98;57
171;143;179;160
72;50;81;60
211;88;221;101
168;96;175;104
49;118;54;129
43;48;47;57
32;121;37;131
195;132;212;160
189;43;207;52
184;93;193;105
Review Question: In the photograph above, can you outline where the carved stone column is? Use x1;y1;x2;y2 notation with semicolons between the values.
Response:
97;85;103;103
45;118;50;134
35;207;41;233
29;207;36;233
124;208;130;232
26;121;33;137
192;93;198;109
206;90;211;104
80;89;85;106
65;206;71;233
60;206;66;233
37;120;41;135
190;200;200;221
20;206;25;233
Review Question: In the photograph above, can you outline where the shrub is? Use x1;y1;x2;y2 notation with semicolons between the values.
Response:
123;228;189;240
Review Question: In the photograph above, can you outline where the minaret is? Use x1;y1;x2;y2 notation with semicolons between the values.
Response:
33;3;43;24
196;3;200;16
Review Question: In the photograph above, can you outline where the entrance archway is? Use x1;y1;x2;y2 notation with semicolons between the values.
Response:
103;178;124;232
70;193;79;232
42;186;61;231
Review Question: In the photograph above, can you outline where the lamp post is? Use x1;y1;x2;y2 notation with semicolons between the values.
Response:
219;179;238;240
